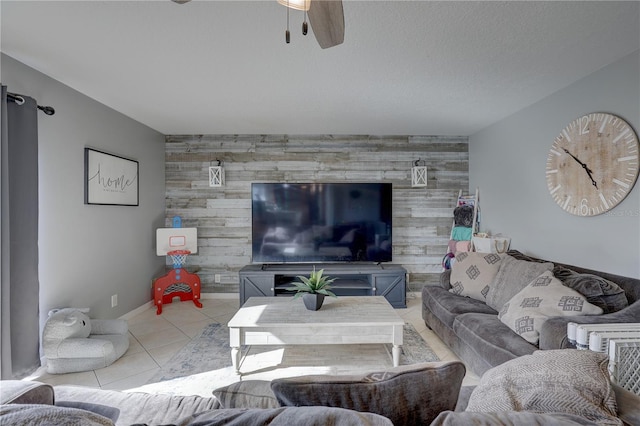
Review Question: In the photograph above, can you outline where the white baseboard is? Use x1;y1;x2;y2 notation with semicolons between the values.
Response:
119;293;239;319
200;292;238;300
119;301;154;320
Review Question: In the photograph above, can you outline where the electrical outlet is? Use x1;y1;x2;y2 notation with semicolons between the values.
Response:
214;274;221;283
111;294;118;308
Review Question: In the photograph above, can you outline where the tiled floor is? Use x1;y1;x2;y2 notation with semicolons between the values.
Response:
28;292;479;391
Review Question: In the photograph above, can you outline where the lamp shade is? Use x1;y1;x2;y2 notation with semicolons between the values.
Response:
277;0;311;11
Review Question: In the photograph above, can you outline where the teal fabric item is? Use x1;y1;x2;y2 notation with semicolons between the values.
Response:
451;226;472;241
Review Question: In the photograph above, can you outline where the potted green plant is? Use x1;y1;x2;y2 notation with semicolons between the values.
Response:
287;267;337;310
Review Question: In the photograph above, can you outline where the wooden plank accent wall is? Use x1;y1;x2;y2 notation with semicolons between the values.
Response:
165;135;468;293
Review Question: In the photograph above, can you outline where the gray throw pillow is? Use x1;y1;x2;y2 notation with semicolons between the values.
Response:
466;349;621;426
485;255;553;311
212;380;279;409
554;266;628;314
271;361;466;426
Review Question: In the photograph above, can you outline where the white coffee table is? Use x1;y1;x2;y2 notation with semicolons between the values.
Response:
227;296;404;374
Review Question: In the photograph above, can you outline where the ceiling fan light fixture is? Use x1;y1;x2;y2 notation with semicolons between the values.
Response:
277;0;311;12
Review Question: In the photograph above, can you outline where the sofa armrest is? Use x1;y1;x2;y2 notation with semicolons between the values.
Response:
539;301;640;350
613;384;640;426
0;381;54;405
54;385;221;426
432;270;451;290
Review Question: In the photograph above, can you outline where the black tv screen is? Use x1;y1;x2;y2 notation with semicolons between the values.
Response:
251;183;392;264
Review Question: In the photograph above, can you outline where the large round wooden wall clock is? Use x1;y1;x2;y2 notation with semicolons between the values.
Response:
546;112;639;216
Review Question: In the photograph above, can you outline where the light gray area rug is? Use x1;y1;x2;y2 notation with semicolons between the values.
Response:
133;322;439;397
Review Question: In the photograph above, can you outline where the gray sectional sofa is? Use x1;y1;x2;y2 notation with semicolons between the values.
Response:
3;352;640;425
3;250;640;425
0;361;466;425
422;249;640;377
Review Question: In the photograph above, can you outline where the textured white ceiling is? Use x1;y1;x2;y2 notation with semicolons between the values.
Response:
1;1;638;136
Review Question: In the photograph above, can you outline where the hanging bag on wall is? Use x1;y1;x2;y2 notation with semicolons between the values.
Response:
492;235;511;253
472;233;511;253
471;233;491;253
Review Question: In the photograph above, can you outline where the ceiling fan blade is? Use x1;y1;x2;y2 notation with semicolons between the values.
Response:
308;0;344;49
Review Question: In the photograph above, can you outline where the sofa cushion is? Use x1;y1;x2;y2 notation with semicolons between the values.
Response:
449;252;503;301
465;349;621;425
485;254;554;311
423;286;497;329
181;406;394;425
554;266;629;314
212;380;279;409
0;404;114;425
431;410;600;425
458;383;640;424
499;271;603;345
452;313;537;367
54;385;220;425
271;361;466;426
55;401;120;422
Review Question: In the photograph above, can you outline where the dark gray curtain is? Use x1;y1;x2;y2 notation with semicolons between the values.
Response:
1;86;40;379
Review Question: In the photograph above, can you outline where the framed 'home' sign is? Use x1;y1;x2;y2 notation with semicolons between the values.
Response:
84;148;139;206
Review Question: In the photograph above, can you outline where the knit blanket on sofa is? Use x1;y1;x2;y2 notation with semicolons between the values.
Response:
0;404;114;425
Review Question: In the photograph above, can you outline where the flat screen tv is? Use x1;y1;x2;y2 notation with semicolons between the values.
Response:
251;183;392;264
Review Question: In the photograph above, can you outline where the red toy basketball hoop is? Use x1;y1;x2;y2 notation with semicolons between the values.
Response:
167;249;191;269
155;248;201;314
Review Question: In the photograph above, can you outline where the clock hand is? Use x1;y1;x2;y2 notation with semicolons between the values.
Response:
563;148;586;167
584;167;598;189
563;149;598;189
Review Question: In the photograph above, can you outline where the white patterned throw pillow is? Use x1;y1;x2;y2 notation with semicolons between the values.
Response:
449;252;503;301
498;270;603;345
466;350;621;426
485;255;554;311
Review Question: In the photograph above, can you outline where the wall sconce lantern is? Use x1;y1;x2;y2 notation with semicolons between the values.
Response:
209;160;225;187
411;159;427;187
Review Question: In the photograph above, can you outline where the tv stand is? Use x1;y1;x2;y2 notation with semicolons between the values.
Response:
239;263;406;308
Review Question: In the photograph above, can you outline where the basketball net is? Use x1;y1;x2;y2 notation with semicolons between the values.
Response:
167;250;190;269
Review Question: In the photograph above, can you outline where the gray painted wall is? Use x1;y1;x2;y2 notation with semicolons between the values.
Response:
469;50;639;278
1;54;166;324
165;135;469;293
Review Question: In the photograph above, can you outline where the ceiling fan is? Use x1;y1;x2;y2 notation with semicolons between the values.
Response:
171;0;344;49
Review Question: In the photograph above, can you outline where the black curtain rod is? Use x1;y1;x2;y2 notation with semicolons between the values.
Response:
7;92;55;116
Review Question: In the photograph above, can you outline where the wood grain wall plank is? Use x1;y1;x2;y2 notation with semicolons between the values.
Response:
164;135;468;293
